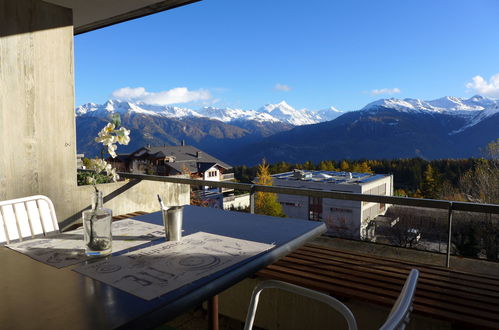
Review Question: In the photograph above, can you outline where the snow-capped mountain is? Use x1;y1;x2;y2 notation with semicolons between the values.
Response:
314;106;344;122
362;95;498;114
76;100;202;119
75;100;344;126
361;95;499;132
258;101;317;125
229;95;499;165
76;94;498;164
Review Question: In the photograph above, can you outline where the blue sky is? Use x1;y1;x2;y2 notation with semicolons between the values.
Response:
75;0;499;112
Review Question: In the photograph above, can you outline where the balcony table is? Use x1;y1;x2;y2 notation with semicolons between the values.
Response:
0;205;325;330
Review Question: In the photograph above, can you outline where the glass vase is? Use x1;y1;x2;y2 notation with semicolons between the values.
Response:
83;190;112;257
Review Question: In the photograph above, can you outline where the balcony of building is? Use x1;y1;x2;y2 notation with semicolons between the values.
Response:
2;1;499;329
110;172;499;329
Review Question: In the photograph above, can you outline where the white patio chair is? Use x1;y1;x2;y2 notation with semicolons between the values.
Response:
379;269;420;330
0;195;59;244
243;280;358;330
244;269;420;330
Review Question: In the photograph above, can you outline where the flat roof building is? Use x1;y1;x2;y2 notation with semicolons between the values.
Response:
272;169;393;239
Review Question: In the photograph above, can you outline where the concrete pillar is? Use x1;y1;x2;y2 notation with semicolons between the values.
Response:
0;0;189;226
0;0;75;206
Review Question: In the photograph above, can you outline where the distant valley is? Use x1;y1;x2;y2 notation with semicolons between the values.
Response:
76;96;499;165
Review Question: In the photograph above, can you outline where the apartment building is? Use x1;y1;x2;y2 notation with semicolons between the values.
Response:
272;169;393;239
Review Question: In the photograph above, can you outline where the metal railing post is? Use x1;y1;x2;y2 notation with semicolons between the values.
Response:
446;202;453;268
249;185;256;214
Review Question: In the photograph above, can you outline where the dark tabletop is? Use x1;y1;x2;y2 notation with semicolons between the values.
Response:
0;205;325;329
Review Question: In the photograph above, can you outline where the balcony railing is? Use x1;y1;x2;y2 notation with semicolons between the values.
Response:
109;171;499;268
221;173;235;181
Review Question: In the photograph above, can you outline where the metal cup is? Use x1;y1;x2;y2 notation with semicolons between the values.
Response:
162;206;183;241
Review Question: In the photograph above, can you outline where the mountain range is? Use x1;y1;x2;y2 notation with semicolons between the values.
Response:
76;100;344;126
76;96;499;165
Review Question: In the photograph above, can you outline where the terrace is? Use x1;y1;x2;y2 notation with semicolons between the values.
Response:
1;0;499;329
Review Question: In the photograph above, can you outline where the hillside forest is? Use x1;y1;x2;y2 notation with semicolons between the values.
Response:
234;139;499;205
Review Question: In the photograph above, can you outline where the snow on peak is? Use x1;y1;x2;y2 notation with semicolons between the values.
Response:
259;101;319;125
360;95;499;133
362;95;498;116
314;106;344;121
76;100;344;126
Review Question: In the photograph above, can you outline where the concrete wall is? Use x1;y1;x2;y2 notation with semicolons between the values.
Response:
277;194;309;219
0;0;189;227
0;0;75;205
60;179;190;229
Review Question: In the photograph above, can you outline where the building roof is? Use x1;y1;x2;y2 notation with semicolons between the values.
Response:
148;146;230;168
120;145;231;174
44;0;201;35
271;170;389;186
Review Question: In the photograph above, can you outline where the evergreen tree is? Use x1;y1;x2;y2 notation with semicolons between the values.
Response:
255;159;285;217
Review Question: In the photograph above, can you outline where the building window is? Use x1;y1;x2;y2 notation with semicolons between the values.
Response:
309;197;322;221
281;202;301;207
330;207;353;213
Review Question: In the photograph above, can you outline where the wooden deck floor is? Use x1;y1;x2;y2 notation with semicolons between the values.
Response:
257;243;499;329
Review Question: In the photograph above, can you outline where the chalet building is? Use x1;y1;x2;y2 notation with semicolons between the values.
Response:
109;145;233;182
272;169;393;239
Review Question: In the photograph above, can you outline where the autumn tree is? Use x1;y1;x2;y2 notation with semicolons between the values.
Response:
340;160;350;172
351;161;372;173
421;164;440;199
318;160;337;171
255;159;285;217
459;139;499;204
303;161;315;170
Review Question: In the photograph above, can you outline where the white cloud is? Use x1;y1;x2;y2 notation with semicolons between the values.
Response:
370;88;401;95
112;87;147;99
465;73;499;97
111;86;212;105
275;83;292;92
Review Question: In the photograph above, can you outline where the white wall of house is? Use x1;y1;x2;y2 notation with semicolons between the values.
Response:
223;193;250;210
202;166;220;190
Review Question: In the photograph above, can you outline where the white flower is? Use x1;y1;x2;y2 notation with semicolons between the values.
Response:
95;133;117;146
86;117;130;185
86;176;96;185
103;123;115;134
116;127;131;145
88;158;107;173
87;158;119;183
108;168;119;182
95;123;117;145
107;143;118;158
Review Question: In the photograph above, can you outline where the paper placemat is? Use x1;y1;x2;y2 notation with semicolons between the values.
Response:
73;232;275;300
7;219;165;268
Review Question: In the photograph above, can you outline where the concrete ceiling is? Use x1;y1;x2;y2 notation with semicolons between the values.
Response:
43;0;201;35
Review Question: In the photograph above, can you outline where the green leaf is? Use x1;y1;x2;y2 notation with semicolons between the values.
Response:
110;113;121;127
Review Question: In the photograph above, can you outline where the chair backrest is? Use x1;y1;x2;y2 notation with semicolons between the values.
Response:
379;269;420;330
244;279;358;330
0;195;59;244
